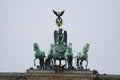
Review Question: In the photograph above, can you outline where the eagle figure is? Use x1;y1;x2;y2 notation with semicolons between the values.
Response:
53;10;65;27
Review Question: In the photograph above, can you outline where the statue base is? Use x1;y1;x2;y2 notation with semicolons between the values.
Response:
0;69;120;80
26;68;93;75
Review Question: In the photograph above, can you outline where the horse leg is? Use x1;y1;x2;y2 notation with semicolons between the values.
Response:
40;58;44;69
77;58;79;69
85;60;88;68
59;59;61;65
70;59;73;69
34;58;36;66
54;59;56;64
39;58;41;69
53;59;56;69
44;58;47;69
68;59;70;69
80;58;84;70
68;57;72;69
39;58;43;69
50;59;52;68
65;59;67;69
42;58;45;69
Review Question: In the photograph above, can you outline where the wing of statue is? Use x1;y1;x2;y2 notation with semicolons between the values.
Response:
54;30;58;44
63;30;67;45
60;10;65;16
53;10;58;16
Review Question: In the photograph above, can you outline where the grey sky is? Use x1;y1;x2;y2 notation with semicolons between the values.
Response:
0;0;120;74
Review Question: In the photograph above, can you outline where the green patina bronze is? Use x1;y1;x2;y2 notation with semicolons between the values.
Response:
33;43;45;69
77;43;89;69
64;43;73;68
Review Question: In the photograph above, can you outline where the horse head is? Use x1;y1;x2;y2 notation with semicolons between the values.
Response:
83;43;89;53
33;43;39;51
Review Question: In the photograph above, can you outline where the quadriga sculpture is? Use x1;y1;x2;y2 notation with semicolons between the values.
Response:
76;43;89;70
33;43;45;69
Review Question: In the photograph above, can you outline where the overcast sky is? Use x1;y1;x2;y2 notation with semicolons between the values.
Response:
0;0;120;74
